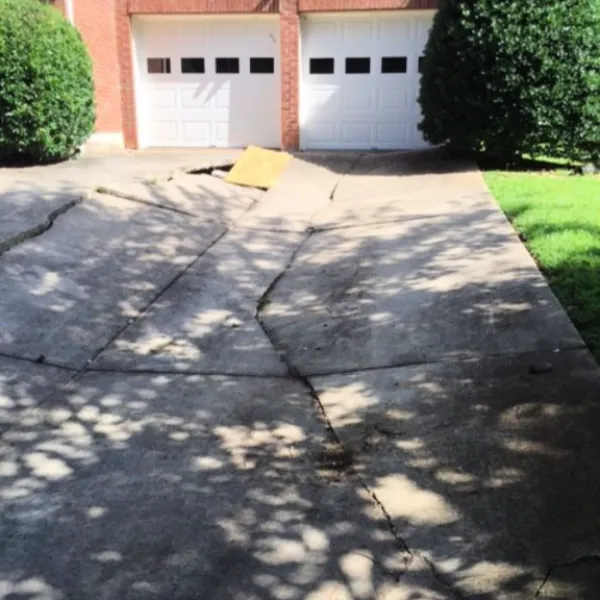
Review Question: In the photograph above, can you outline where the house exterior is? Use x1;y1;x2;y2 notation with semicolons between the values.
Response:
52;0;438;151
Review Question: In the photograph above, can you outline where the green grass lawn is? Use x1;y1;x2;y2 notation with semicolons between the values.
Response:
484;169;600;360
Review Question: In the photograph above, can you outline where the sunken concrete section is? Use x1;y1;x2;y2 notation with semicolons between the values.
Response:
260;207;583;375
93;229;304;376
312;349;600;599
97;173;260;222
0;372;452;600
238;153;362;231
93;154;361;375
0;192;227;368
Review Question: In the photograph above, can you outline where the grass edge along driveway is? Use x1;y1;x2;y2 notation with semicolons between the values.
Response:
484;169;600;362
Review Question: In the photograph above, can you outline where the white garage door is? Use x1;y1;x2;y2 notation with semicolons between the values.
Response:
133;16;281;148
300;12;434;150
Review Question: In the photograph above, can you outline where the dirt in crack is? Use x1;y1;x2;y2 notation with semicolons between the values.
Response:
315;443;355;477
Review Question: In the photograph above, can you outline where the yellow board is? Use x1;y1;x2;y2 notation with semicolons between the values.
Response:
225;146;292;189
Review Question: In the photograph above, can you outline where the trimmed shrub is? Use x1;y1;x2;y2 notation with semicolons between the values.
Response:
0;0;95;163
418;0;600;162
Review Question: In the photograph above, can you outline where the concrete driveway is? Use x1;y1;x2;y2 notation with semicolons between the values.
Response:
1;150;599;600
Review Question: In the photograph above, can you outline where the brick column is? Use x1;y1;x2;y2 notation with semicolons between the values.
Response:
280;0;300;150
115;0;138;148
75;0;123;137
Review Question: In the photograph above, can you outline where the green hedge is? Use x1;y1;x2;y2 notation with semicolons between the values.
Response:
418;0;600;162
0;0;96;163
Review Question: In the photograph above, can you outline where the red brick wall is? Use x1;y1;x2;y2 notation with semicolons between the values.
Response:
115;0;137;146
75;0;123;133
280;0;300;149
128;0;278;13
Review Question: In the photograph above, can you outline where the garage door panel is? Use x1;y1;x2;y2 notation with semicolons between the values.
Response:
343;89;374;111
182;121;210;142
377;88;410;111
303;87;339;115
378;19;412;44
151;121;179;143
149;88;177;109
375;122;407;145
341;123;372;145
214;123;229;146
180;85;215;109
305;21;338;43
300;12;433;150
135;16;280;148
343;20;373;42
303;122;337;146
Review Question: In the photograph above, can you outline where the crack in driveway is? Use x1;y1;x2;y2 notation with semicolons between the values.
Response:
535;555;600;597
0;194;84;256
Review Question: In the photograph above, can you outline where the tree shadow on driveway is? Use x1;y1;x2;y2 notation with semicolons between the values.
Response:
1;151;600;599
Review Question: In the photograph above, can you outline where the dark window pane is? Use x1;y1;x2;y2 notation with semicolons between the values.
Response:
147;58;170;74
345;57;370;74
310;58;334;75
250;57;275;74
381;56;407;74
216;58;239;74
181;58;205;73
419;56;426;74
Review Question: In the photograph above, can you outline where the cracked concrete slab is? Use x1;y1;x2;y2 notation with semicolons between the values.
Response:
0;181;84;255
259;212;582;375
0;371;449;600
0;150;242;191
331;150;478;201
312;152;494;229
0;192;226;368
237;153;361;231
2;148;599;600
537;557;600;599
312;349;600;599
312;177;495;230
97;173;261;222
93;228;305;376
0;356;73;435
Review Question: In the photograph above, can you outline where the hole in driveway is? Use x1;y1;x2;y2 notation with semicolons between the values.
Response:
185;164;234;176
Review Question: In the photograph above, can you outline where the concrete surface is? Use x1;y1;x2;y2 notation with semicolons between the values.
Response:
0;182;84;257
98;174;260;222
94;228;304;375
0;356;74;434
0;192;227;368
0;150;241;192
313;349;600;599
0;149;599;599
238;153;361;231
260;211;583;375
0;372;451;600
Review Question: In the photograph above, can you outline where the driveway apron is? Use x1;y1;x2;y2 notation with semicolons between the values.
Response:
0;150;598;599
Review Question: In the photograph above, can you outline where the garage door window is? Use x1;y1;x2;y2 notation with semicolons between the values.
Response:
250;57;275;74
310;58;334;74
181;58;205;74
216;58;240;74
147;58;171;74
381;56;407;74
345;57;370;74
